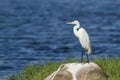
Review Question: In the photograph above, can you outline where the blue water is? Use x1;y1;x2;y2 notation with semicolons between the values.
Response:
0;0;120;79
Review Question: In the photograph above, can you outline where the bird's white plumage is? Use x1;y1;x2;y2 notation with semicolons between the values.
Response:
77;28;91;54
67;20;91;54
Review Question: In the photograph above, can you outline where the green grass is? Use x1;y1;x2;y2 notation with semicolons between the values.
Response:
6;58;120;80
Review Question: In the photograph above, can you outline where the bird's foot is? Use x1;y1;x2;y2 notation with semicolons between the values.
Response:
80;60;85;64
86;60;90;63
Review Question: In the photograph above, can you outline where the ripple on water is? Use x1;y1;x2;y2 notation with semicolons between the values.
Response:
0;0;120;79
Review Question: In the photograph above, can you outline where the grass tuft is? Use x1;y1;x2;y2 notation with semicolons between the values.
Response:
6;58;120;80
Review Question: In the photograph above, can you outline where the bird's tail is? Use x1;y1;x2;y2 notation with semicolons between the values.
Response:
87;48;91;54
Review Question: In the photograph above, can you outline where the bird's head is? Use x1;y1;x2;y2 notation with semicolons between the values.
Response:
67;20;80;25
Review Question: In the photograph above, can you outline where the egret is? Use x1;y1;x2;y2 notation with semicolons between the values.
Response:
67;20;91;63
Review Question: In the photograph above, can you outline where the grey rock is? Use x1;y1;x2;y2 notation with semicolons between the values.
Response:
44;62;108;80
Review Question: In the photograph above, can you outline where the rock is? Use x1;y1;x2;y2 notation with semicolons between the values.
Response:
44;62;108;80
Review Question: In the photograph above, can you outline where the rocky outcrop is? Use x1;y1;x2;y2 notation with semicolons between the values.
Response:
44;62;108;80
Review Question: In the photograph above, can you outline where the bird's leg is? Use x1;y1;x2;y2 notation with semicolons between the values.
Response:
87;54;89;63
81;49;84;63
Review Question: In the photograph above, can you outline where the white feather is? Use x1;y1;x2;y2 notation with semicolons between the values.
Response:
77;28;91;54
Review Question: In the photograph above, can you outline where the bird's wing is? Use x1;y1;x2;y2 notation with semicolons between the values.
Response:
78;28;91;51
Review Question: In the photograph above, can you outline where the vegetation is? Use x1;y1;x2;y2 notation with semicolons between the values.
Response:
7;58;120;80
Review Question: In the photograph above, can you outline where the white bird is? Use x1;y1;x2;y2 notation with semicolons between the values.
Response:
67;20;91;63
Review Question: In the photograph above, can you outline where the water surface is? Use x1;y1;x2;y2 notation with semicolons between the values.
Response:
0;0;120;79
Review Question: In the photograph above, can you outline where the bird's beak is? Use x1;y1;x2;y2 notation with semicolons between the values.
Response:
66;21;73;24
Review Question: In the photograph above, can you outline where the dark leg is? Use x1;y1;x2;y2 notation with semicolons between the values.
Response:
87;54;89;63
81;49;84;63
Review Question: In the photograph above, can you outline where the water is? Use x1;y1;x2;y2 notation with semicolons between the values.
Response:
0;0;120;79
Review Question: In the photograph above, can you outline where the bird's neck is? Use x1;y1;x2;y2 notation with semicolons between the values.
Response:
73;24;80;38
74;23;80;30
